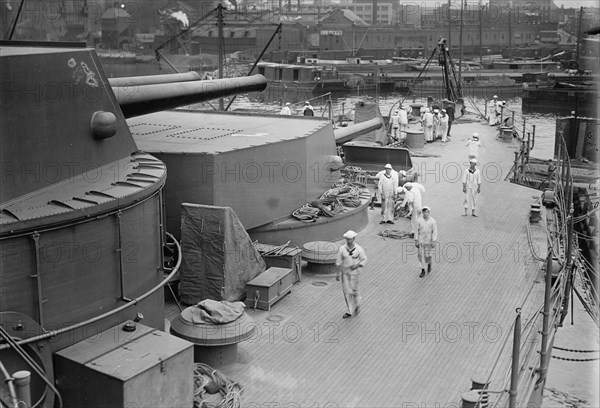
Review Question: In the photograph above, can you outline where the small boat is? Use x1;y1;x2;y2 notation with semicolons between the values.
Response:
522;77;599;116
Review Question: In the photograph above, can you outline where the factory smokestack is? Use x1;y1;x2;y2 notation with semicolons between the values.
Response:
372;0;377;24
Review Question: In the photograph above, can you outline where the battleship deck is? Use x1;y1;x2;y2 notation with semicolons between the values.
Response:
166;119;550;407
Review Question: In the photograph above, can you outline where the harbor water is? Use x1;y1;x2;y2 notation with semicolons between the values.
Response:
234;92;560;160
99;58;566;162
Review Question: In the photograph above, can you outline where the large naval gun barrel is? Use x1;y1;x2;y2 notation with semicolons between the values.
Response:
108;71;201;87
334;117;384;144
115;74;267;118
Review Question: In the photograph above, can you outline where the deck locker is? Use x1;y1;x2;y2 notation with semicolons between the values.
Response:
254;243;303;284
54;322;194;408
245;267;295;310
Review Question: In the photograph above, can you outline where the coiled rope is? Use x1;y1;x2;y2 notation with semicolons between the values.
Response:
292;204;320;223
311;196;344;217
193;363;242;408
320;182;362;207
378;229;414;240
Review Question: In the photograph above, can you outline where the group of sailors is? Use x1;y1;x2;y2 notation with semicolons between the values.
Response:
388;105;410;141
419;106;452;143
375;164;436;277
279;101;315;117
389;104;455;144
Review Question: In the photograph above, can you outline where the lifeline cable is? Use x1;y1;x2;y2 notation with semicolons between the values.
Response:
553;346;599;353
551;355;599;362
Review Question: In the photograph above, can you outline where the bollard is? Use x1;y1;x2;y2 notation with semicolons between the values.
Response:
461;390;482;408
471;377;491;408
13;370;31;408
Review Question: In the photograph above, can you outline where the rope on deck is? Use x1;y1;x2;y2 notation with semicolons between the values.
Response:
193;362;243;408
378;229;414;240
292;180;362;222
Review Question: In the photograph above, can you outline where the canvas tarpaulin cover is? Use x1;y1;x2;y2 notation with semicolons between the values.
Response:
179;203;266;304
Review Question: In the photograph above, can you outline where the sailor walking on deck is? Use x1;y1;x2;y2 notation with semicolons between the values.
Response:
466;132;482;160
377;164;398;224
462;158;482;217
336;230;367;319
415;207;437;278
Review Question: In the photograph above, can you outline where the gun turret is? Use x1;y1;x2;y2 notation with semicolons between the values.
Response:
114;74;267;118
334;117;384;144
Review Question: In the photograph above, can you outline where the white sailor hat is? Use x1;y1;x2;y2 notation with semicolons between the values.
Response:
343;230;357;239
384;163;392;169
441;109;446;113
422;206;431;212
399;170;407;176
472;132;479;139
493;95;498;98
286;102;290;105
470;158;478;164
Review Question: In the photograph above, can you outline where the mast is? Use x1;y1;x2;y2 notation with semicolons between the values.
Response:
479;1;483;64
508;9;512;61
448;0;452;46
217;3;225;111
458;0;464;81
575;6;584;70
353;23;356;56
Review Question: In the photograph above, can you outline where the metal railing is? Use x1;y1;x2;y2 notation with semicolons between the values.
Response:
464;140;576;408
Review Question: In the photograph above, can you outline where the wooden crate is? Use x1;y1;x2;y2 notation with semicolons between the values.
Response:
255;243;302;283
245;267;294;311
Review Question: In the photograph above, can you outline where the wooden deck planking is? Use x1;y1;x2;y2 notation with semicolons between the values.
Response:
166;120;551;407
